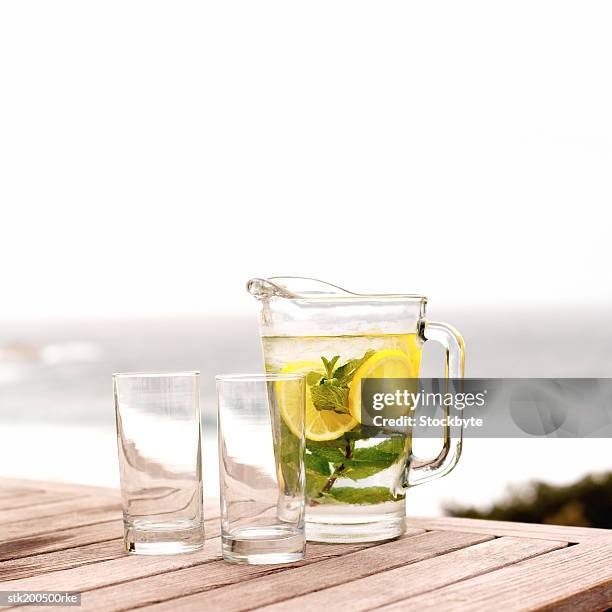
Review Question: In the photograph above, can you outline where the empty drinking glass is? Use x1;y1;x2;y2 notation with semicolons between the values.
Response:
216;374;306;564
113;372;204;554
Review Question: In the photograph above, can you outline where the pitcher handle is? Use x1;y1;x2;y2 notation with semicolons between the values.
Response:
406;320;465;487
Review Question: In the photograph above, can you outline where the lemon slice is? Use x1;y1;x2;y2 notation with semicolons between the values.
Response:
348;349;418;422
277;361;358;441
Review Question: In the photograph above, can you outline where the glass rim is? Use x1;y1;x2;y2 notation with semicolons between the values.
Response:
288;294;427;302
250;277;428;303
215;373;305;383
113;371;200;379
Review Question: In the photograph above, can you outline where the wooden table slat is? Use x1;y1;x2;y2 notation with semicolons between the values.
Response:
0;496;119;526
13;537;398;611
1;478;611;612
0;487;45;500
258;536;568;612
0;540;125;582
378;542;612;612
0;500;292;580
0;520;123;563
0;478;117;497
140;530;490;612
4;537;224;593
0;492;86;512
1;505;121;542
406;515;612;543
1;508;258;585
0;498;219;541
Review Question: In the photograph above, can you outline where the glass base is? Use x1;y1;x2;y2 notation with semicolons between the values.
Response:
305;500;406;543
306;518;404;543
222;526;305;565
124;518;204;555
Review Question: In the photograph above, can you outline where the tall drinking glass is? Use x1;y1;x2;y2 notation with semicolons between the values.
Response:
113;372;204;554
216;374;306;564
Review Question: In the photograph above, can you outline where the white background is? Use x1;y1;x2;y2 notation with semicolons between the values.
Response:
1;1;611;320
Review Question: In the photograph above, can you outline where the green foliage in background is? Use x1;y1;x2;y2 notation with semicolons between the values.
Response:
445;472;612;529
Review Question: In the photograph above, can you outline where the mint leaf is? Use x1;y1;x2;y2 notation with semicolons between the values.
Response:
306;444;346;464
343;464;389;480
310;382;350;414
306;470;331;499
342;437;408;481
309;350;377;415
332;349;376;386
321;355;340;379
305;351;405;496
349;436;407;462
278;420;304;492
343;428;378;441
304;451;331;476
307;437;349;451
304;453;333;499
306;371;323;386
322;486;404;505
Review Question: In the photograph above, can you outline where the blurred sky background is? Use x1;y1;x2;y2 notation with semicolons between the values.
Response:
1;1;611;515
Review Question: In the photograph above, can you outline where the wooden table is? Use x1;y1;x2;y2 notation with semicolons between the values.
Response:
0;478;610;611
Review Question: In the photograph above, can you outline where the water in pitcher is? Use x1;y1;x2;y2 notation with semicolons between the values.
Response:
263;332;423;542
249;276;464;543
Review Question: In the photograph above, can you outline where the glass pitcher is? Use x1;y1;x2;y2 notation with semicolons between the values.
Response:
247;276;465;543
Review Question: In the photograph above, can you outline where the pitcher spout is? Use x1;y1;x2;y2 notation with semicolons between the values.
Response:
247;277;356;301
246;278;296;301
